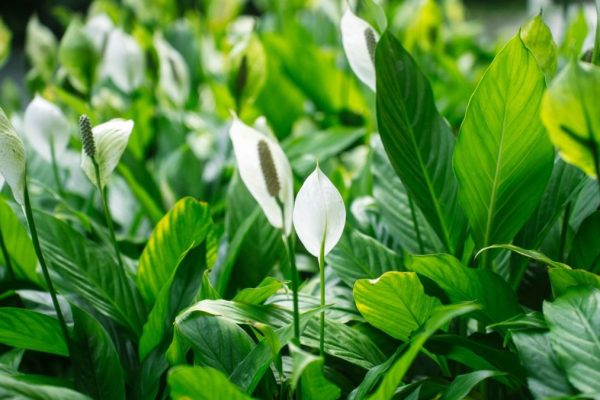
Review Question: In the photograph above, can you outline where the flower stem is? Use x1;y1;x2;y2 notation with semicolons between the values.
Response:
23;183;71;352
92;159;125;273
318;241;325;357
284;232;301;344
0;226;15;281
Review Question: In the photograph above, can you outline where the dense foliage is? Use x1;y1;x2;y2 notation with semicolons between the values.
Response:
0;0;599;399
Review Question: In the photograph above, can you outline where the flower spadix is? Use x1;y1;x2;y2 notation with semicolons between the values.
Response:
293;165;346;259
341;8;379;92
0;106;26;205
24;95;70;162
79;115;134;189
229;117;293;235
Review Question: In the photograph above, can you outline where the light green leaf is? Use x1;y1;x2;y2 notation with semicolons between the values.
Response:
549;268;600;297
520;14;557;79
541;61;600;178
326;227;402;288
58;19;98;94
290;344;341;400
233;277;283;305
568;211;600;272
71;306;125;400
0;308;68;356
480;244;571;270
559;8;588;59
441;370;506;400
137;197;216;306
370;303;481;400
0;197;38;283
375;31;466;253
512;331;576;399
0;18;11;68
454;34;553;253
168;366;253;400
354;271;441;341
409;254;520;324
0;372;91;400
544;286;600;394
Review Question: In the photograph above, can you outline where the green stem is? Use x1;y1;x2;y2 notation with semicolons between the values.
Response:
23;184;71;352
92;159;125;272
49;138;65;198
284;233;301;344
319;243;325;358
0;226;15;281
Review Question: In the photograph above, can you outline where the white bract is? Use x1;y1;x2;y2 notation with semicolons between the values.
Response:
81;119;134;189
229;118;294;235
293;166;346;259
341;8;379;92
154;34;190;106
23;95;70;162
84;13;114;52
102;29;145;93
0;107;27;205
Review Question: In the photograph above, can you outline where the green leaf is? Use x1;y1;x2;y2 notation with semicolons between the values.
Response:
454;34;554;252
25;16;57;81
326;228;402;288
568;211;600;272
441;370;506;400
544;286;600;394
58;19;97;93
168;366;253;400
289;344;341;400
480;244;571;270
375;31;466;253
548;267;600;297
137;197;216;306
559;8;588;59
233;277;283;305
520;14;557;79
409;254;521;324
370;303;481;400
354;271;441;341
0;372;91;400
35;211;146;335
0;18;11;68
0;197;38;283
71;306;125;400
0;308;68;356
541;61;600;178
512;331;576;399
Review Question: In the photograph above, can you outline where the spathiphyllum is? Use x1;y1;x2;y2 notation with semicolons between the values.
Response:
341;7;380;91
228;117;294;235
0;106;26;205
23;95;70;163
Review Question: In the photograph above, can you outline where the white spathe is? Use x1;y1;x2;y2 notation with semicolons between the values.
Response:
23;95;70;162
341;8;379;92
293;166;346;259
229;118;294;235
81;118;134;189
154;34;190;106
0;107;27;205
84;13;114;52
102;29;145;93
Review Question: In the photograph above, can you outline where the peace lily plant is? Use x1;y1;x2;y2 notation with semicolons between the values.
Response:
341;7;380;92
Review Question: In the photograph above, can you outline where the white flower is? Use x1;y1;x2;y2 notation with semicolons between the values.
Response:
154;34;190;106
229;118;294;235
80;118;134;189
101;29;145;93
23;95;70;162
293;165;346;259
341;8;379;92
83;13;114;52
0;107;27;205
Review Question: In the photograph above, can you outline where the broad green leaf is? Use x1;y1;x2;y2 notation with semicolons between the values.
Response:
520;14;557;78
35;211;146;335
58;19;98;93
409;254;521;324
370;303;481;400
568;211;600;272
0;18;11;68
375;31;466;253
454;34;553;254
548;268;600;297
175;315;254;375
559;8;588;59
289;344;341;400
441;370;506;400
0;197;38;283
233;277;283;305
0;348;24;370
480;244;571;270
348;345;407;400
541;61;600;178
512;331;576;399
168;366;253;400
0;372;91;400
0;308;68;356
137;197;216;306
326;228;402;288
544;286;600;394
354;271;441;341
71;306;125;400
